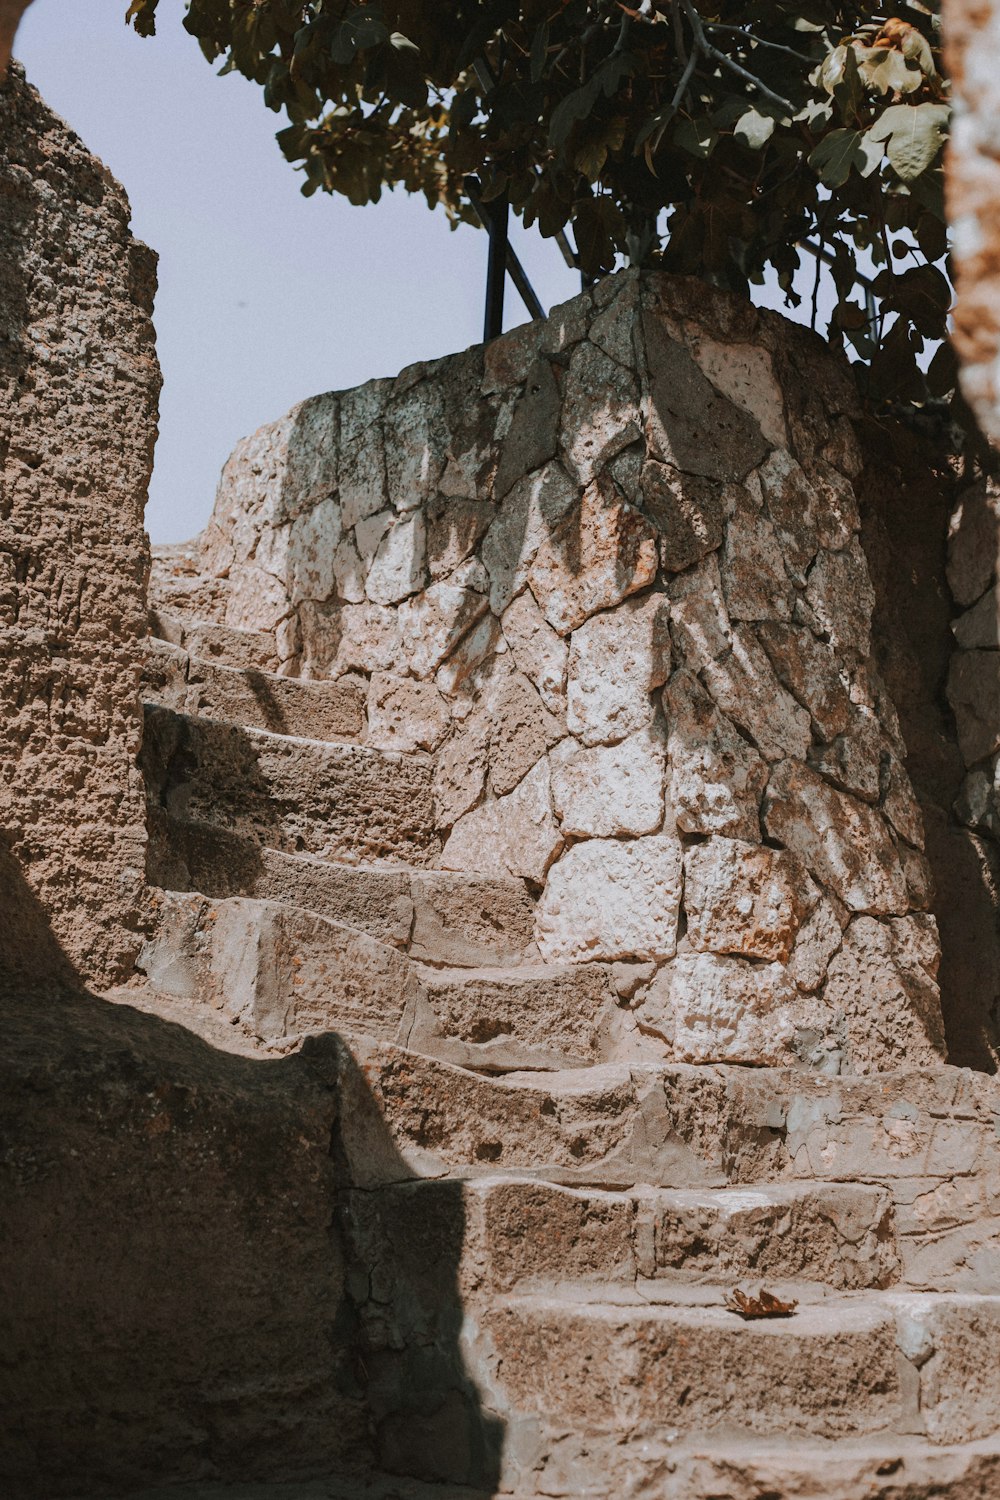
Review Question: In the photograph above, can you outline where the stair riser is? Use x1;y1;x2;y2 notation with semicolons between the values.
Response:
475;1296;1000;1448
146;814;536;966
141;704;438;868
344;1178;901;1297
144;640;367;744
151;607;279;673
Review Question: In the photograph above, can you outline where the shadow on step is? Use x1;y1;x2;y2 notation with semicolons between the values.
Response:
0;854;504;1500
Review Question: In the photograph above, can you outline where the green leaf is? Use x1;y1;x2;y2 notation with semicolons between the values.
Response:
856;46;923;96
868;103;950;183
675;118;718;160
734;108;775;152
808;128;879;189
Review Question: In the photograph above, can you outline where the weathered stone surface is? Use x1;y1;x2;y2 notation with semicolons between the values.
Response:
687;336;788;448
442;757;562;884
481;460;578;615
383;381;446;511
559;339;641;482
637;953;799;1064
566;592;670;745
0;70;160;987
408;871;536;968
367;671;451;753
764;760;909;915
701;627;812;762
683;838;817;962
789;894;845;994
366;512;428;605
946;480;1000;607
139;892;417;1047
805;539;875;656
0;988;365;1495
535;835;682;962
636;460;729;573
664;670;767;841
756;448;821;581
823;914;945;1071
651;1182;898;1289
666;552;732;665
501;590;568;713
952;583;1000;650
527;475;659;635
494;355;561;498
947;650;1000;767
809;707;884;803
141;705;439;868
144;648;367;745
431;707;491;828
642;313;770;482
484;1296;903;1440
396;576;490;680
720;495;795;622
756;621;852;742
408;963;618;1072
550;726;666;838
486;669;562;797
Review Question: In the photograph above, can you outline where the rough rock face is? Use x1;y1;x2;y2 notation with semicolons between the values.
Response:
945;0;1000;443
0;66;160;988
165;271;946;1073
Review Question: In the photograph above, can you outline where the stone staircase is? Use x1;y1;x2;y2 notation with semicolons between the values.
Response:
117;591;1000;1500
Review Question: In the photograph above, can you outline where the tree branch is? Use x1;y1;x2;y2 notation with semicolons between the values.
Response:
680;0;794;115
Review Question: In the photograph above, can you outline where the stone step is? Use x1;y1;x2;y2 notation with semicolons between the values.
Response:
146;814;536;966
143;637;366;744
345;1176;901;1297
141;703;439;868
114;1437;1000;1500
477;1291;1000;1450
151;606;279;673
331;1040;1000;1289
140;892;567;1053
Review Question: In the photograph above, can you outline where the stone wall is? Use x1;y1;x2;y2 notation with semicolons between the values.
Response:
0;66;160;989
945;0;1000;446
175;271;945;1075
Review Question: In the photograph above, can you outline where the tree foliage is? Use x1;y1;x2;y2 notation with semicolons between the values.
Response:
127;1;953;409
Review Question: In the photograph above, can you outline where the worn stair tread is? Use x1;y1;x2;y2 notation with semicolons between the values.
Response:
483;1290;1000;1446
145;818;536;964
150;606;279;673
141;703;440;868
109;1432;1000;1499
143;637;367;744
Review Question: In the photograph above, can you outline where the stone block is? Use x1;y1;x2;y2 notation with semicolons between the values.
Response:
397;576;490;680
664;669;767;841
683;837;817;962
407;963;618;1072
755;621;852;742
365;512;427;605
642;315;770;482
527;474;659;635
535;835;682;962
636;460;729;573
720;494;795;622
638;953;799;1065
823;914;945;1071
501;590;568;712
560;340;642;483
481;460;578;616
442;756;562;884
566;591;671;745
763;760;909;915
366;671;451;753
701;627;812;762
947;649;1000;766
550;726;667;837
804;538;875;656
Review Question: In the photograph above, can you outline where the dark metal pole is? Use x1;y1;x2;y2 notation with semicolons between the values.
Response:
484;190;509;343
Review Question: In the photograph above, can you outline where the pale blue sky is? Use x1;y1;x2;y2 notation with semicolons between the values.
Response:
16;2;828;545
